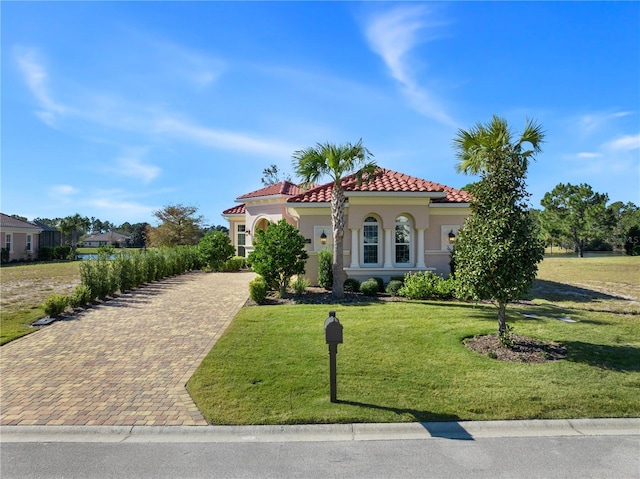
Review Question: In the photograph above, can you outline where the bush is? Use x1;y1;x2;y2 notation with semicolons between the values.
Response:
390;276;405;284
53;246;72;260
372;277;384;292
249;276;268;304
290;276;310;295
398;271;457;300
38;246;54;261
360;278;379;296
248;220;308;296
199;231;236;271
343;278;360;293
69;285;93;308
222;256;245;272
44;294;68;317
1;247;9;264
317;249;333;290
385;280;403;296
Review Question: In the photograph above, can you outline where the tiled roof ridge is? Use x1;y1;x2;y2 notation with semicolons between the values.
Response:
237;180;303;200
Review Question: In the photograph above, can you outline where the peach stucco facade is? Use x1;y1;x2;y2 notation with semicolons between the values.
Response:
222;168;471;285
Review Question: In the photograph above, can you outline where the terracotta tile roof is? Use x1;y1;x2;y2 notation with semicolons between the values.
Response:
287;168;471;204
222;204;246;215
0;213;42;230
237;181;304;200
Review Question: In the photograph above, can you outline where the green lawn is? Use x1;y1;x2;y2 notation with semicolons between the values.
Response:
187;256;640;424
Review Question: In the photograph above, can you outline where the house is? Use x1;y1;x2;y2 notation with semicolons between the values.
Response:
222;167;471;284
0;213;43;262
82;232;130;247
32;220;62;248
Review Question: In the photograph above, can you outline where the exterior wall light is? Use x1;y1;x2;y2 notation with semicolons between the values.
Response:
448;230;456;244
320;230;328;245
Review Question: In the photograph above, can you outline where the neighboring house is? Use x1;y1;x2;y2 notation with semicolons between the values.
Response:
82;232;130;247
222;167;471;284
32;220;62;248
0;213;43;262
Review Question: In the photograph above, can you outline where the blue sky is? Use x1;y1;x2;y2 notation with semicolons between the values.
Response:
2;1;639;227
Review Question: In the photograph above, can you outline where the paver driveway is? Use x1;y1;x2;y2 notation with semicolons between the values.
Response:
1;271;255;426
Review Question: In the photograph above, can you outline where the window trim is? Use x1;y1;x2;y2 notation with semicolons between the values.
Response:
26;234;33;252
362;215;381;267
394;215;412;266
5;233;12;253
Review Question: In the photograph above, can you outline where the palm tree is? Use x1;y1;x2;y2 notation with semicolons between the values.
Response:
59;214;90;255
293;140;376;299
454;115;545;175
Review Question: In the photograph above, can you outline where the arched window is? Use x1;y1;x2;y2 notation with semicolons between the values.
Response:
395;215;411;264
362;216;379;265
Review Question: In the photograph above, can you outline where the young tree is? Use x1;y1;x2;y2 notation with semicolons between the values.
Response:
247;219;309;297
198;230;235;271
261;164;292;186
147;204;204;247
540;183;611;257
293;139;376;299
453;117;545;338
58;214;90;254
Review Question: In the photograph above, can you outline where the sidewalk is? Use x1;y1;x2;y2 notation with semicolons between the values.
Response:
0;271;255;427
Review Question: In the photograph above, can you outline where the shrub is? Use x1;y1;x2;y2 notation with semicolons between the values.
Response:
343;278;360;293
317;249;333;290
69;285;93;308
1;247;9;263
38;246;54;261
390;276;405;284
290;276;310;295
385;280;403;296
248;220;309;296
372;277;384;291
398;271;458;300
199;231;236;271
249;276;268;304
44;294;68;317
222;256;245;272
53;246;72;260
360;278;379;296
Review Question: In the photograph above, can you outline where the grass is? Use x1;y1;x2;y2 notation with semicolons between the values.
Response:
187;255;640;424
0;261;80;345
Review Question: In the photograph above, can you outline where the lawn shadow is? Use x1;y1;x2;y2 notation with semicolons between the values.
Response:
563;341;640;372
335;399;473;440
529;279;629;303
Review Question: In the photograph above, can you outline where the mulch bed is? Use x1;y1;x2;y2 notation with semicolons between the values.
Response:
464;334;567;363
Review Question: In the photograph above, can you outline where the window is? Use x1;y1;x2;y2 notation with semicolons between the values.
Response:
395;215;411;264
26;234;32;252
5;234;11;252
363;216;379;264
237;225;246;257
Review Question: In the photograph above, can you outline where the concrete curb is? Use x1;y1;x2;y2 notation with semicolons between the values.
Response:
2;418;638;443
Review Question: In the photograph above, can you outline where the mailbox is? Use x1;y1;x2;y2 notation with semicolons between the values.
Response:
324;311;343;344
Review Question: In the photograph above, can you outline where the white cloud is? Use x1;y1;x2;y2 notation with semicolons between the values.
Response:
576;152;601;159
106;148;161;184
14;47;69;126
49;184;78;198
606;134;640;152
363;6;455;127
154;116;298;159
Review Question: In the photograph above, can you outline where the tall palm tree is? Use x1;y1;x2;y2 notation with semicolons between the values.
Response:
59;214;90;255
293;140;376;299
454;115;545;175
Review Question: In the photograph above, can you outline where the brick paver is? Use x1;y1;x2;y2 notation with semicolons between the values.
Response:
1;271;255;426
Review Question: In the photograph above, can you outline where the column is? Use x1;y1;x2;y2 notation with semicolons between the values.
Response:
350;228;359;268
416;228;426;268
383;228;393;268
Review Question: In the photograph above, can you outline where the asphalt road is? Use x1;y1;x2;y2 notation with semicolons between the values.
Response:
2;420;639;479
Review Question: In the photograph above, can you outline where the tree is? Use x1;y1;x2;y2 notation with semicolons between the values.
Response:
198;231;235;271
540;183;611;257
146;204;204;247
261;164;292;186
129;222;150;248
248;219;309;297
453;117;545;337
293;139;376;299
607;201;640;251
58;214;90;254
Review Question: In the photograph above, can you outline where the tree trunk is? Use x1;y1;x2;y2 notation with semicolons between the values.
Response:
497;301;507;337
331;184;346;299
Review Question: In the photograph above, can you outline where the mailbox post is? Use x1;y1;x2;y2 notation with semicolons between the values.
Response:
324;310;343;403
